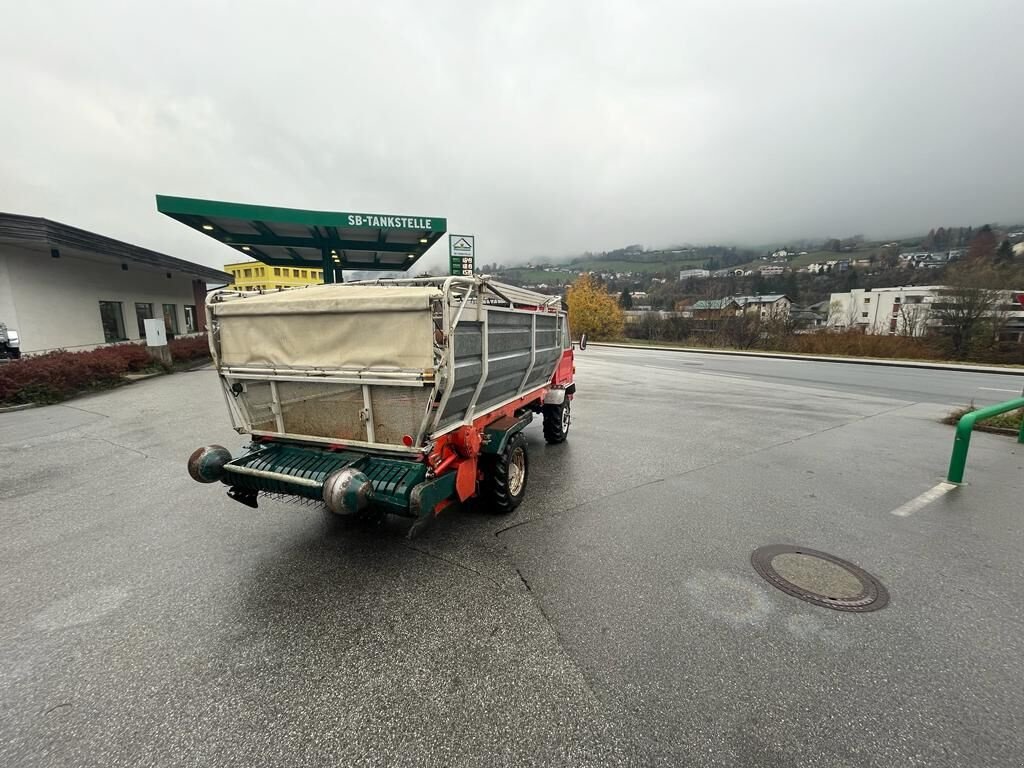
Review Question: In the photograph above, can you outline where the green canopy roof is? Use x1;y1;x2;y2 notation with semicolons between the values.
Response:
156;195;446;280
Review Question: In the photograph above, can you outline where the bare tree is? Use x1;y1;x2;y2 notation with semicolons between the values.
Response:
931;265;1004;358
895;302;930;337
844;297;863;330
826;299;846;330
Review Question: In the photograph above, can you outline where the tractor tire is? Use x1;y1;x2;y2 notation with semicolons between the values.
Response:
481;431;529;514
542;400;571;444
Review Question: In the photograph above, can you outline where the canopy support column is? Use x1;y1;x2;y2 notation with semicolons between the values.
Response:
321;246;342;284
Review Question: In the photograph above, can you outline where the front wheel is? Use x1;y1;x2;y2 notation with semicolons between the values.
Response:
543;400;570;444
481;431;529;514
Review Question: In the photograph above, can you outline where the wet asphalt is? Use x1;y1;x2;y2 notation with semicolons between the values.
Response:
1;348;1023;767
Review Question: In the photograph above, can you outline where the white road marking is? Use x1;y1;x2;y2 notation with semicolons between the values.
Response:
977;387;1021;393
889;482;959;517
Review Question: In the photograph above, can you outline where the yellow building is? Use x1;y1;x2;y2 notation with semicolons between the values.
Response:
223;261;324;291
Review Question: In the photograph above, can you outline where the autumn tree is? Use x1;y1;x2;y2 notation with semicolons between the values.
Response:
968;225;997;262
567;273;625;341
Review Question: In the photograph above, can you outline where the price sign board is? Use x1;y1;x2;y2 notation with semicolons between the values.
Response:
449;235;475;276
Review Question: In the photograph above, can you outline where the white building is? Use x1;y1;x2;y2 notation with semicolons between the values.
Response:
0;212;230;354
828;285;1024;338
759;264;786;276
732;294;792;320
679;268;711;280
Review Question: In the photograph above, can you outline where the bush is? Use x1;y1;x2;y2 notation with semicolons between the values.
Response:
944;404;1023;433
779;331;942;360
169;335;211;363
0;343;152;405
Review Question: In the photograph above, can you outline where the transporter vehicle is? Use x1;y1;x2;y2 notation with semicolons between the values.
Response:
187;277;576;534
158;195;577;535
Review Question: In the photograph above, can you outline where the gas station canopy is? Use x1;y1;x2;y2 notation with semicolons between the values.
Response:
156;195;446;282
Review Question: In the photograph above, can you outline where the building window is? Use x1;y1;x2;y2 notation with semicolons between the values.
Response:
301;270;308;278
163;304;179;335
99;301;127;343
274;268;281;276
184;305;197;333
863;297;871;304
893;296;901;304
135;303;153;338
293;269;300;277
861;312;869;318
243;268;252;278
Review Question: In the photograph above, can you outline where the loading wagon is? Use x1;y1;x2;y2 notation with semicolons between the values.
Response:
187;276;577;535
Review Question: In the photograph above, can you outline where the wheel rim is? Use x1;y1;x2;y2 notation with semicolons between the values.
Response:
507;447;526;496
561;403;571;433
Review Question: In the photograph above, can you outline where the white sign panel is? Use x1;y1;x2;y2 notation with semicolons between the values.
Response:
143;318;167;347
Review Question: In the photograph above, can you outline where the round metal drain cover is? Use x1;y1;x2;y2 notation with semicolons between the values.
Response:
751;545;889;612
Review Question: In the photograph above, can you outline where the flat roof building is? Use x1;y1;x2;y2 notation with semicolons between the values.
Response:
0;212;230;354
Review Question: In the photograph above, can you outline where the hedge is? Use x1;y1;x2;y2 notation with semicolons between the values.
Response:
168;335;212;362
0;337;211;406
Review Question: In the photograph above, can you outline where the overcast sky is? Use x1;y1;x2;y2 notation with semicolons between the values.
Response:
2;1;1022;272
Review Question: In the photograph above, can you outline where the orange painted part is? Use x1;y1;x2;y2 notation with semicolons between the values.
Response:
452;426;483;457
428;387;547;467
433;498;455;517
455;456;478;501
434;449;459;475
425;386;550;503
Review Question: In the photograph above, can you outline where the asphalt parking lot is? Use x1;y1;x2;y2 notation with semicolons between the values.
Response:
2;347;1022;767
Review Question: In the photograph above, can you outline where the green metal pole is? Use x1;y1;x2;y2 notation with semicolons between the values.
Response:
947;414;975;484
946;397;1024;483
321;246;334;284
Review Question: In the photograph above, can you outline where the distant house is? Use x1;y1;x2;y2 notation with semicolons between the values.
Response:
689;298;742;319
790;304;828;330
732;294;792;320
759;264;786;276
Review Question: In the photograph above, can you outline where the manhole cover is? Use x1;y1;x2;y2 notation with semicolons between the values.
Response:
751;545;889;612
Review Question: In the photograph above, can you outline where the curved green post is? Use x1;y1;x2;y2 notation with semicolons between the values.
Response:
946;397;1024;484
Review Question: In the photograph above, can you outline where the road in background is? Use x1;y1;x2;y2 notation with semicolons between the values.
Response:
593;345;1024;406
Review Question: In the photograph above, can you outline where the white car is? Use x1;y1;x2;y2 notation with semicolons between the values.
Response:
0;323;20;359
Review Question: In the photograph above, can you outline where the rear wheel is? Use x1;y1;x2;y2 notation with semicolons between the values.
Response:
481;431;528;514
543;400;571;444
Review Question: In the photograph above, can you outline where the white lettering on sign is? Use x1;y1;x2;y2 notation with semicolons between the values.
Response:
347;214;433;230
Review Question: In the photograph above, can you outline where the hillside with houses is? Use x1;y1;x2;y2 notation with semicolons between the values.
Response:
480;223;1024;364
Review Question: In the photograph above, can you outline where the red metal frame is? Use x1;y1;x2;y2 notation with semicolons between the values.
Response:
424;343;576;505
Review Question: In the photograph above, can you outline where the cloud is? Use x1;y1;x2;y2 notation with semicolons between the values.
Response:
2;0;1022;273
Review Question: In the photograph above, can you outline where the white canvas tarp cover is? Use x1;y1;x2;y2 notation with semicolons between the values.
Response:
213;285;442;370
